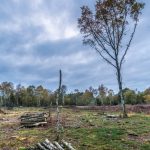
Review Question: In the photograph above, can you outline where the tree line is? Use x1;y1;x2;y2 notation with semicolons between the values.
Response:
0;81;149;107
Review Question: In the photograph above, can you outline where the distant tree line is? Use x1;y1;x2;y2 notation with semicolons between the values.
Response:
0;81;149;107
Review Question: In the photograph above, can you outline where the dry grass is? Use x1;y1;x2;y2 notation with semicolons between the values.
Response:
0;107;150;150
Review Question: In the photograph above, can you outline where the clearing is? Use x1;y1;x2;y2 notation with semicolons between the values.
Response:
0;106;150;150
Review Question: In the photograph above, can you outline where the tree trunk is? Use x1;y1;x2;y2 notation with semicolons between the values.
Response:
116;66;127;118
0;96;2;107
62;94;64;106
48;101;52;117
75;96;77;106
56;70;62;141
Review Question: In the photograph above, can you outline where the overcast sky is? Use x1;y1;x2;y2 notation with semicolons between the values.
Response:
0;0;149;92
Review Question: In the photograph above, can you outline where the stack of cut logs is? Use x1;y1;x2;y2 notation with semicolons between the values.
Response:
27;139;75;150
20;112;48;127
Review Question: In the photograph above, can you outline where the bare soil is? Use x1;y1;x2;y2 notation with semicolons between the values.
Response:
76;104;150;114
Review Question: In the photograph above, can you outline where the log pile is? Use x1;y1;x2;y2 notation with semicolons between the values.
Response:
27;139;76;150
106;114;120;118
20;112;48;127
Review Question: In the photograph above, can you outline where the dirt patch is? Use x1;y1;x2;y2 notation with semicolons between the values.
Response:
0;109;6;114
128;133;150;143
0;117;19;124
76;105;150;114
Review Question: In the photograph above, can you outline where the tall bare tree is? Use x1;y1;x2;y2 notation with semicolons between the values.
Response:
78;0;144;117
56;70;63;141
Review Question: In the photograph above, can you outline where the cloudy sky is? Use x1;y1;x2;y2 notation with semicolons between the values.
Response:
0;0;149;92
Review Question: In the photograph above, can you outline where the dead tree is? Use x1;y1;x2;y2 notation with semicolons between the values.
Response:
78;0;144;117
56;70;63;141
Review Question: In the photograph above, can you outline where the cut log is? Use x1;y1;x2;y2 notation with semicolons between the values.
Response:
45;139;57;149
21;119;46;124
106;114;119;118
20;112;48;128
23;122;47;127
21;116;47;121
45;139;50;144
26;139;75;150
53;141;64;150
37;143;48;150
62;140;75;150
20;113;47;120
41;142;53;150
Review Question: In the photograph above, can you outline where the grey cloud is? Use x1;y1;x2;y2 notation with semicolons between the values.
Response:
0;0;149;92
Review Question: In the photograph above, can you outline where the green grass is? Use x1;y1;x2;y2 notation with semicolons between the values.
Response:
0;108;150;150
65;128;125;150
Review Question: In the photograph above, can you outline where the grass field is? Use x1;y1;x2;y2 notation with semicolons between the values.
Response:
0;107;150;150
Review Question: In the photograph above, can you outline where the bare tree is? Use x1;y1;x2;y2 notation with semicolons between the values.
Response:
16;84;22;107
56;70;63;141
98;84;108;105
78;0;144;117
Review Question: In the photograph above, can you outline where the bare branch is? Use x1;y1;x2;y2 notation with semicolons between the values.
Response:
101;15;116;51
116;4;128;55
92;30;116;61
87;20;116;61
94;47;117;68
120;21;138;68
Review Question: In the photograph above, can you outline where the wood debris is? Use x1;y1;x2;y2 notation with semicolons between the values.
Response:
27;139;76;150
106;114;120;118
20;112;48;127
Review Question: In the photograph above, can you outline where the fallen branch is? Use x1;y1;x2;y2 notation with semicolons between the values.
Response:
45;139;57;149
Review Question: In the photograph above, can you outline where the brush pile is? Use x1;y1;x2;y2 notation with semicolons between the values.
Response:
20;112;48;127
27;139;75;150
